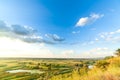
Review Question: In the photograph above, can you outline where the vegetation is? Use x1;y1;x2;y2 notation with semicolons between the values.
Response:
115;48;120;56
95;60;109;70
0;49;120;80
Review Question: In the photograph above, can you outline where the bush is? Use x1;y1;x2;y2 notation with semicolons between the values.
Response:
115;48;120;56
95;60;110;70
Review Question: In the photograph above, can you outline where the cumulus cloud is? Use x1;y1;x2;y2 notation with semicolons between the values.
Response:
0;21;43;43
21;35;43;43
76;13;104;27
11;25;36;35
45;34;65;42
76;17;89;27
0;20;65;44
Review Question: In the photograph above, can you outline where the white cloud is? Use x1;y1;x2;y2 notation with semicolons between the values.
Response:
98;29;120;42
90;13;103;19
45;34;65;42
79;48;114;58
82;40;96;46
95;38;99;41
54;50;75;58
0;37;54;58
76;13;104;27
61;50;74;58
83;29;120;46
76;17;89;27
0;20;65;44
55;48;113;58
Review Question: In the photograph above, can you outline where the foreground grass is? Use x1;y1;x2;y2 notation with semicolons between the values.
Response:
50;57;120;80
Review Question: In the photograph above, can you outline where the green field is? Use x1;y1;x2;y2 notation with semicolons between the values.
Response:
0;58;96;80
0;57;120;80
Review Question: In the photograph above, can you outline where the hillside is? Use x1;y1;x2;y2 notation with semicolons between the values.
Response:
50;57;120;80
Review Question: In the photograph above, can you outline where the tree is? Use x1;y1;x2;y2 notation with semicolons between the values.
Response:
115;48;120;56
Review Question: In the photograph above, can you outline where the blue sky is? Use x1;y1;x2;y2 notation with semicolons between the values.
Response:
0;0;120;58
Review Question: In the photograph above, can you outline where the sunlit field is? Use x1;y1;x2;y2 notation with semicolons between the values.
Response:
0;56;120;80
0;58;96;80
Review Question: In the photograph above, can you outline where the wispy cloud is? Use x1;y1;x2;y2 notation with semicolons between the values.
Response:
76;13;104;27
45;34;65;42
82;29;120;46
60;50;75;58
72;30;80;34
99;29;120;42
0;20;65;44
55;48;113;58
79;47;114;58
82;38;99;46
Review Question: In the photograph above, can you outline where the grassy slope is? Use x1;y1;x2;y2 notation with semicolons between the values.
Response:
50;57;120;80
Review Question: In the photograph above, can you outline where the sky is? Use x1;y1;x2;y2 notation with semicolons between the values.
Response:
0;0;120;58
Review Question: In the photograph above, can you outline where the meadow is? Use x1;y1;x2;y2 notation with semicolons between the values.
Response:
0;56;119;80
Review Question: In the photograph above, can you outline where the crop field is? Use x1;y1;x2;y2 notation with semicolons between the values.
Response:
0;57;120;80
0;58;96;80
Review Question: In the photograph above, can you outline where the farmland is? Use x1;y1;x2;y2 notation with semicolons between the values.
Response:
0;56;120;80
0;58;96;80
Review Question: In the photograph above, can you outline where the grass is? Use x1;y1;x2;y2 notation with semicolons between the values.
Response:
0;57;119;80
50;57;120;80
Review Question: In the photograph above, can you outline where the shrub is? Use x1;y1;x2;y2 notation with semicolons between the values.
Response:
114;48;120;56
95;60;110;70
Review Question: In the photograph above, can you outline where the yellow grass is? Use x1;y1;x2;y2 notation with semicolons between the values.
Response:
50;57;120;80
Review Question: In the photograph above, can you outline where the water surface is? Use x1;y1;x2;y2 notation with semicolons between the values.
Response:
6;69;44;74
